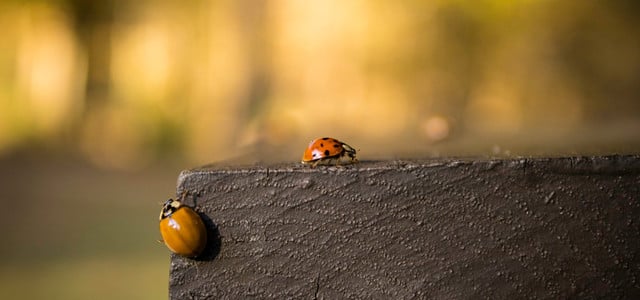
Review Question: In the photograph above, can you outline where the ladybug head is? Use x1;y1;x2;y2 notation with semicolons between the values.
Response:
159;198;183;220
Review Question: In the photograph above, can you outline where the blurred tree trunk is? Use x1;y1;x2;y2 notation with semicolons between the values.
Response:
68;0;116;110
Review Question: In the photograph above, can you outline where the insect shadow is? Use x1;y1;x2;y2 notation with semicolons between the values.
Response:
180;190;221;262
193;212;221;261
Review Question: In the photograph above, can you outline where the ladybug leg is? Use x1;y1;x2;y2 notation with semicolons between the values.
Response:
336;156;350;167
178;190;201;208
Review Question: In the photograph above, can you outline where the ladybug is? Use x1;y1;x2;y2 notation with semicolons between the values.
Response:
159;197;207;258
301;137;357;167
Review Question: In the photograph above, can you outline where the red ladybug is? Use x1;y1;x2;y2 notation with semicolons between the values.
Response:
301;137;357;167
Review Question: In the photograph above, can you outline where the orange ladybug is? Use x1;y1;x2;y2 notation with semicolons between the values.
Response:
301;137;357;167
159;197;207;258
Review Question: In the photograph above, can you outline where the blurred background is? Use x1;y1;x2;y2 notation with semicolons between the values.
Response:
0;0;639;299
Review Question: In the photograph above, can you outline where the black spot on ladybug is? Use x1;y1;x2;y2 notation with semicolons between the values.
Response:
324;150;330;156
320;143;324;147
333;144;341;148
322;137;330;140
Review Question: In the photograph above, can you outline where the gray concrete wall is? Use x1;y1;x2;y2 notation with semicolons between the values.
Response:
169;156;640;299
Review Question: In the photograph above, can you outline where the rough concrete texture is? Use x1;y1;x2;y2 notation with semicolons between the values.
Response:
169;155;640;299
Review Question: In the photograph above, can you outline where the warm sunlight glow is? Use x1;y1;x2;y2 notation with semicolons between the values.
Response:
111;13;174;103
0;0;638;166
14;3;84;137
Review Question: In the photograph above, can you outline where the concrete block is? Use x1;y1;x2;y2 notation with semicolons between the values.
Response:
169;156;640;299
